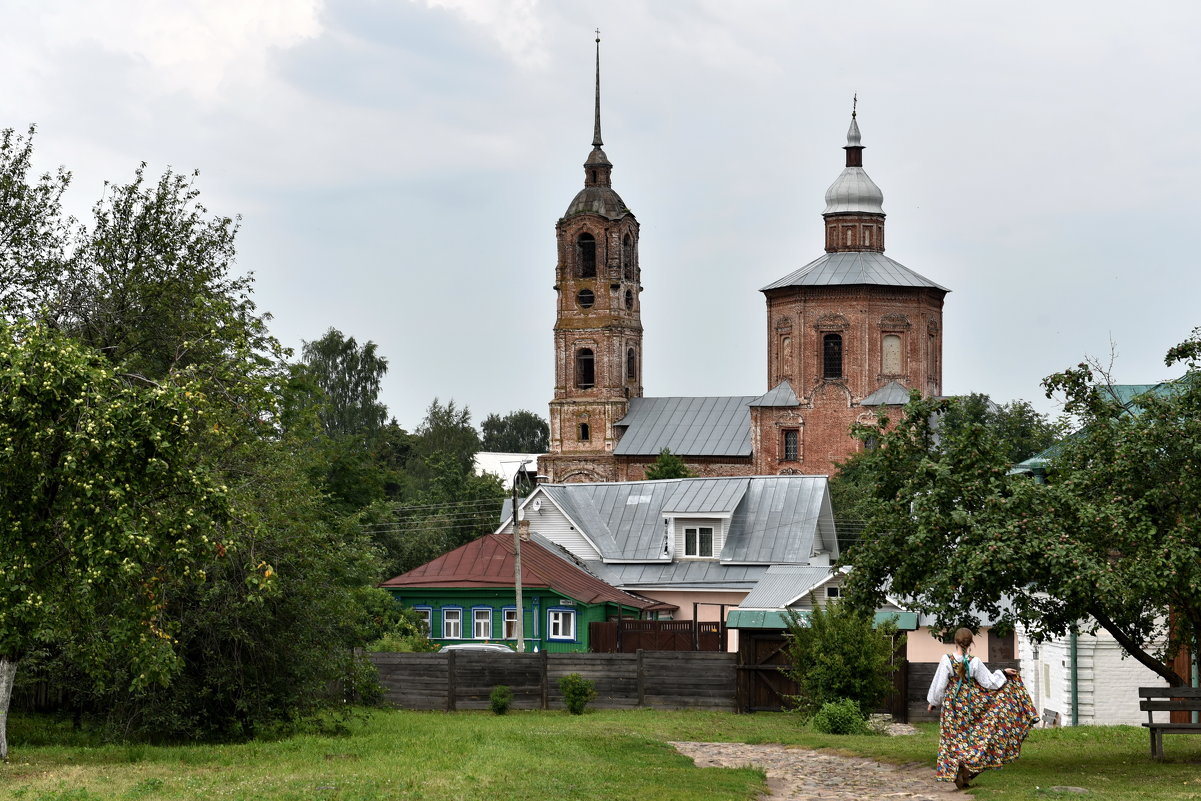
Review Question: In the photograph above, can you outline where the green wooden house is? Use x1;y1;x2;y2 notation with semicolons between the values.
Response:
379;531;661;652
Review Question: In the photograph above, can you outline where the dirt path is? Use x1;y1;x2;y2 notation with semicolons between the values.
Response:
670;742;960;801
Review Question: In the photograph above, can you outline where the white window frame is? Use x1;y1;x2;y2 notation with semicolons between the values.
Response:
502;607;519;639
548;608;576;641
413;606;433;636
472;607;492;640
684;525;714;558
442;607;462;639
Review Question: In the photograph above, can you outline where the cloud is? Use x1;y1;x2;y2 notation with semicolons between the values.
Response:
412;0;549;69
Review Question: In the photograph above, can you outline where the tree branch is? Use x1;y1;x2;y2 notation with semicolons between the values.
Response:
1089;604;1187;686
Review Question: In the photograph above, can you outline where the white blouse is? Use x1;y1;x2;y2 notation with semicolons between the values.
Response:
927;653;1007;707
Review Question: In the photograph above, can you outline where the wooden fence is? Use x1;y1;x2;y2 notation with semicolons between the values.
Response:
367;650;737;712
589;620;726;653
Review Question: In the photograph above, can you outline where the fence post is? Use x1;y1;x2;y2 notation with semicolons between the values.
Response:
636;649;646;707
447;650;457;712
540;649;550;710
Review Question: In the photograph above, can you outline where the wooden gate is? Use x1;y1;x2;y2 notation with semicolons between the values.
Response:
735;630;909;721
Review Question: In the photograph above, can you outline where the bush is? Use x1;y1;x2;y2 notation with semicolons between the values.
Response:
781;598;904;716
558;673;597;715
490;685;514;715
811;698;870;735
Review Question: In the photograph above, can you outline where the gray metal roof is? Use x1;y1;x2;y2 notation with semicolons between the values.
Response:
587;559;768;591
824;166;884;214
860;380;913;406
613;396;753;456
761;251;948;292
564;185;631;220
538;475;836;567
738;565;835;608
749;381;800;407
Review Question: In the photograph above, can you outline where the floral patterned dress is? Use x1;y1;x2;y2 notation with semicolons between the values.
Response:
932;654;1039;783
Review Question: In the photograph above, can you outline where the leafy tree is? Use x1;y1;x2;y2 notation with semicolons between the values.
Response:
840;332;1201;686
300;328;389;440
782;601;901;716
481;409;549;453
644;448;697;480
831;393;1060;525
411;399;480;473
0;126;72;321
0;321;233;759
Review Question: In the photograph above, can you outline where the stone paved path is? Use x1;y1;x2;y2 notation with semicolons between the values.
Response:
670;742;961;800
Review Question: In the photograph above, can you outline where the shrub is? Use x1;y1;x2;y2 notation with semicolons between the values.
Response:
781;598;904;716
811;698;870;735
558;673;597;715
490;685;514;715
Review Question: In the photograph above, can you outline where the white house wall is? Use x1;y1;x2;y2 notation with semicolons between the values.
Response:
521;505;602;561
1017;626;1170;726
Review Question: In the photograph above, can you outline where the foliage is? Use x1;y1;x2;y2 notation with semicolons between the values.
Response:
481;409;549;453
0;126;73;321
643;448;697;480
300;328;389;441
489;685;514;715
558;673;598;715
840;332;1201;685
831;392;1060;524
781;601;901;716
0;321;234;757
410;398;480;477
364;601;436;653
810;698;870;735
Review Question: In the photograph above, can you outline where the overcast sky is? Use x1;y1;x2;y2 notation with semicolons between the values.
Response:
4;1;1198;431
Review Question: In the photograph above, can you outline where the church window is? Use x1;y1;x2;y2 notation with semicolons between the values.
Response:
575;348;595;388
882;334;902;374
863;226;873;247
783;429;799;461
624;289;633;309
626;348;636;381
577;289;595;308
844;227;853;247
823;333;843;379
577;233;597;278
578;423;590;441
622;234;634;279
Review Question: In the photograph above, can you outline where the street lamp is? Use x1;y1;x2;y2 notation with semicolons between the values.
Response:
511;459;531;653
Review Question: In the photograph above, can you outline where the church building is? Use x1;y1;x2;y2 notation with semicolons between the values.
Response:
539;45;948;483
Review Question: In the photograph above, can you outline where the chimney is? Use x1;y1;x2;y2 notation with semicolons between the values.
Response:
518;519;531;541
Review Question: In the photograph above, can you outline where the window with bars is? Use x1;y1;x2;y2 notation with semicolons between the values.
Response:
783;429;799;461
823;333;843;379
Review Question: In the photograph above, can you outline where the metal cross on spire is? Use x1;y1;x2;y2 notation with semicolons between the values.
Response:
593;31;603;147
852;92;858;119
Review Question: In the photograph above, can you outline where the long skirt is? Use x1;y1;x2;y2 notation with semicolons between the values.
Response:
935;673;1039;782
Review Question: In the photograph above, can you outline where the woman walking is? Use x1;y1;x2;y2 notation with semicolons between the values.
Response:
926;628;1038;789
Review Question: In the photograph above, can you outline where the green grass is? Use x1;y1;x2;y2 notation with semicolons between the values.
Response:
3;709;1200;801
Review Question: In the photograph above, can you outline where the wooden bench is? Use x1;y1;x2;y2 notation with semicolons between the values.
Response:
1139;686;1201;759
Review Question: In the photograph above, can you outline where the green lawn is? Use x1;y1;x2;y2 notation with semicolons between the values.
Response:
2;709;1200;801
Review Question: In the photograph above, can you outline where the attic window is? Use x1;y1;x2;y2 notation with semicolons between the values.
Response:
684;526;713;558
825;586;841;599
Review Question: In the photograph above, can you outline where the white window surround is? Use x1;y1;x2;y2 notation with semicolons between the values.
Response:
672;518;725;559
502;608;519;639
548;608;577;641
443;607;463;639
472;607;493;639
413;606;433;636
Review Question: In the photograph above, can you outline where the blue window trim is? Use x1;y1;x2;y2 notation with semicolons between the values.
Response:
441;606;464;639
546;606;578;642
470;605;494;640
500;606;518;640
413;605;434;637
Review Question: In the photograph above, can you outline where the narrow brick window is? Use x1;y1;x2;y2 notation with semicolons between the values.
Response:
577;233;596;278
626;348;636;381
882;333;902;374
624;289;634;309
823;333;843;379
783;429;799;461
578;423;590;441
575;348;594;388
622;234;634;279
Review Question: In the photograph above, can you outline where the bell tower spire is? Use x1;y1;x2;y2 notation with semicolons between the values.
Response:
542;34;643;483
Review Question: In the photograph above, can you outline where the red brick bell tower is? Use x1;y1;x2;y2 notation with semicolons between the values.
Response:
541;36;643;483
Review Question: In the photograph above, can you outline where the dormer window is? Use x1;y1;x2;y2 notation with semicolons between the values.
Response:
684;526;713;558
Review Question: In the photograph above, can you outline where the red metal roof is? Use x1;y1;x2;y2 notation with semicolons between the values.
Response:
379;533;657;609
